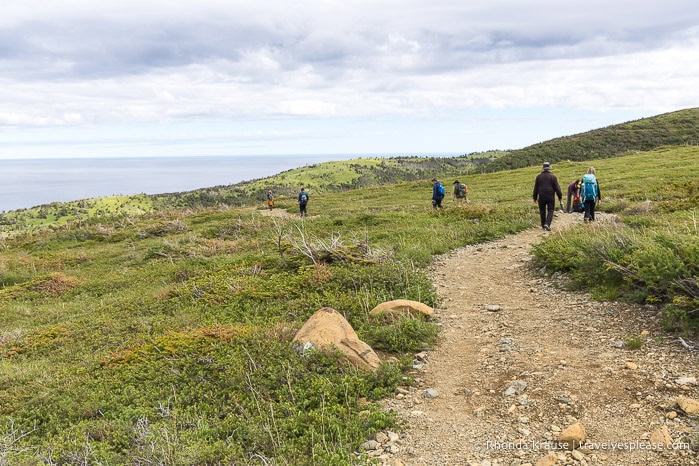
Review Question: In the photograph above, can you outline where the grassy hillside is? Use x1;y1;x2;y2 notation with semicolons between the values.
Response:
1;145;697;463
148;153;505;210
483;107;699;172
0;154;505;238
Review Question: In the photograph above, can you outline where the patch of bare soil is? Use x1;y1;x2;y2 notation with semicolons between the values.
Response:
377;212;698;466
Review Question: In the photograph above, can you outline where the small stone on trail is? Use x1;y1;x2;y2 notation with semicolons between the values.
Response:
424;388;439;399
559;422;586;449
363;440;380;451
486;304;501;312
625;361;638;370
675;376;697;385
649;425;673;447
677;396;699;415
504;380;528;396
534;453;557;466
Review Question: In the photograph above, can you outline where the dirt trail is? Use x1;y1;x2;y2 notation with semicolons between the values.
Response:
381;212;698;466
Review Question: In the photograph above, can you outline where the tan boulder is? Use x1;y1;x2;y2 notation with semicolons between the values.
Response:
559;422;586;449
649;425;673;447
676;396;699;415
293;307;381;371
535;453;558;466
369;299;434;319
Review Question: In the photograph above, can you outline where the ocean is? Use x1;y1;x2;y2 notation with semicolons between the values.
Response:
0;154;365;212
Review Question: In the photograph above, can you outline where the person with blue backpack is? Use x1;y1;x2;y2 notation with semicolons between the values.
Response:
431;178;445;209
580;167;602;221
298;187;309;217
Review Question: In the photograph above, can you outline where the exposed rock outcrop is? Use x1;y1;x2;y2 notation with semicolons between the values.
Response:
370;299;434;319
293;307;381;371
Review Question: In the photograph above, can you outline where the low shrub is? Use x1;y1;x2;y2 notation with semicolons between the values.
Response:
359;316;439;353
532;222;698;333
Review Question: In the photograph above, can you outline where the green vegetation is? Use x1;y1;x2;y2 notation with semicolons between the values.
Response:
484;107;699;172
1;113;698;462
0;163;533;463
623;335;644;350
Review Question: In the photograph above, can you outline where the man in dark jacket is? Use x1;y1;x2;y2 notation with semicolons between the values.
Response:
532;162;563;231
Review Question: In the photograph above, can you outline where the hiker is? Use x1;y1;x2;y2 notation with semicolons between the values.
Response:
266;190;274;210
431;178;445;209
532;162;563;231
298;187;309;217
581;167;602;221
566;179;581;213
453;180;468;206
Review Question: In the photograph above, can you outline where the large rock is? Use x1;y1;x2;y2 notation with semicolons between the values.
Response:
559;422;586;449
369;299;434;319
676;396;699;415
293;307;381;371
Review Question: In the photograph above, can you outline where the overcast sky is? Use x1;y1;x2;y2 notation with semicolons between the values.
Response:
2;0;699;159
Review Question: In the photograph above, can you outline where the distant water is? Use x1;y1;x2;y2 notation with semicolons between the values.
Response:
0;154;374;212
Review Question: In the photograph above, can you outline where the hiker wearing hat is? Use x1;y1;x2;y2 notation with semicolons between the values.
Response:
532;162;563;231
431;178;445;209
266;190;275;210
453;180;468;206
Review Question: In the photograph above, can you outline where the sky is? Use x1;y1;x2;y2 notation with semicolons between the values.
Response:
2;0;699;159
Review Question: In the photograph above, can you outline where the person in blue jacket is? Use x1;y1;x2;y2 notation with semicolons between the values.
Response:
298;187;309;217
431;178;445;209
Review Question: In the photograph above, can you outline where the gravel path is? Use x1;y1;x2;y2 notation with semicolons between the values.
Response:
377;212;698;466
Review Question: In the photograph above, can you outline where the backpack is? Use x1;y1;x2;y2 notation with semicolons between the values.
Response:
456;183;467;197
436;183;445;199
581;174;598;201
299;192;309;204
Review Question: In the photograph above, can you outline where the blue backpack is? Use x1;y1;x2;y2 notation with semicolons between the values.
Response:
581;174;598;201
436;183;445;198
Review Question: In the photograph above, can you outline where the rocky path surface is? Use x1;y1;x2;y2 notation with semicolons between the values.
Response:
375;212;698;466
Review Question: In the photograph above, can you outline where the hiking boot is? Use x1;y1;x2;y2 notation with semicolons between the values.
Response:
543;224;551;231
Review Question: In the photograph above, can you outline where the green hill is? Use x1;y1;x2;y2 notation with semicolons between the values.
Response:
148;153;504;211
0;154;506;238
1;142;697;462
482;107;699;172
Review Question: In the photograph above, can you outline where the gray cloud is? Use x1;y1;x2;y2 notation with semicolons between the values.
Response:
1;0;699;130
